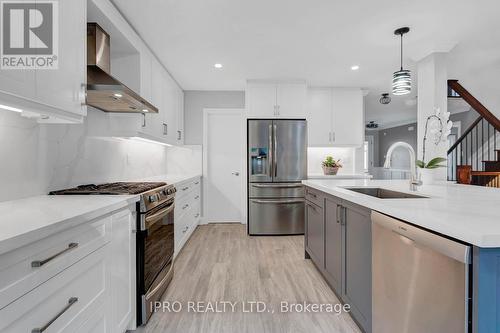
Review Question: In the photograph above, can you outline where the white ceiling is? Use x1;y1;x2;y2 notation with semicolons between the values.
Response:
111;0;500;126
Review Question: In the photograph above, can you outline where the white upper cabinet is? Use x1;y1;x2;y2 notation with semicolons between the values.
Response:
176;89;184;145
276;83;306;118
307;87;364;147
36;0;87;118
246;81;306;118
246;82;277;117
0;0;86;123
307;88;333;146
332;88;364;146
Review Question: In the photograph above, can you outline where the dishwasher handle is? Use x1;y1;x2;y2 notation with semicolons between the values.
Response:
371;211;471;264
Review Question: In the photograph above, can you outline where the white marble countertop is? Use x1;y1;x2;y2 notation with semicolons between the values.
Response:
302;179;500;248
0;195;138;255
308;174;372;179
0;174;201;255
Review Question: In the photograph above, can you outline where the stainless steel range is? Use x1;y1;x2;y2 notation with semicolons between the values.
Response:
50;182;176;326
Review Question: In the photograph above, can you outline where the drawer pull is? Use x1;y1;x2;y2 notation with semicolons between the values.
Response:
182;204;189;210
182;226;189;233
31;242;78;268
182;187;189;191
195;213;200;218
307;192;317;198
32;297;78;333
194;181;199;185
194;195;200;200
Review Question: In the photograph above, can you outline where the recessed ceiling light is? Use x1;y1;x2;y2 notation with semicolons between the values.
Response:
0;104;22;113
214;63;223;69
351;65;360;71
113;93;123;98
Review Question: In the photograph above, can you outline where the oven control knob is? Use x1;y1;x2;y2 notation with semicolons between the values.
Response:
162;189;168;196
149;194;158;203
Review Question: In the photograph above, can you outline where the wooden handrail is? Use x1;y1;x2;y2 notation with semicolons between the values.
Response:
447;115;483;154
448;80;500;131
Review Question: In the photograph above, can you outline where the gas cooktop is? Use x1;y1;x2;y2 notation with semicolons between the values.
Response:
49;182;167;195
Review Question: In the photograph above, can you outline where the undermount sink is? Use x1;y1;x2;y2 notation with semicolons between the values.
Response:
344;187;428;199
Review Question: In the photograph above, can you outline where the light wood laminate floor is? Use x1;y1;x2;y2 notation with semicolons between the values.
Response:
137;224;360;333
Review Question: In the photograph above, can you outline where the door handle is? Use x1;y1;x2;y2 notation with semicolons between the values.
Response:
232;172;240;176
274;123;278;177
251;183;302;188
252;199;305;204
268;124;273;177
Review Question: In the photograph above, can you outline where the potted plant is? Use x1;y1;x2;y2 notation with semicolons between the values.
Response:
322;156;342;175
416;157;447;184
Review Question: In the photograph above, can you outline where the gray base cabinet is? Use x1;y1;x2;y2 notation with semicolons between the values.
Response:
324;196;343;294
305;200;325;268
342;201;372;333
305;186;372;333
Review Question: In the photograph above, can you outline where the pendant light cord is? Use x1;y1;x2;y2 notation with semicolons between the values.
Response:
400;33;403;71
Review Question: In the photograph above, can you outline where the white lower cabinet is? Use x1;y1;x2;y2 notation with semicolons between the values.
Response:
175;177;202;255
0;246;109;333
0;206;135;333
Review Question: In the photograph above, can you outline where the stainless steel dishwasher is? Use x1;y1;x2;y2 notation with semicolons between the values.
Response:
371;211;471;333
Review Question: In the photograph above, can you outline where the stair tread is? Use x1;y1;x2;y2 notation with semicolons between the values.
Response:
472;171;500;175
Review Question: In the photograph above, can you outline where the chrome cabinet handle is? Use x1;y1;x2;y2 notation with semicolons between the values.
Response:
32;297;78;333
232;171;240;176
177;130;182;140
195;213;200;218
182;226;189;233
31;243;78;268
194;181;199;185
194;195;200;199
332;131;335;142
336;205;341;224
182;187;189;191
182;204;189;210
163;123;168;135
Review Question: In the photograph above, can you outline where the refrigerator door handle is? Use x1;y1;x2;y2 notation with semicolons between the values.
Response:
268;124;273;178
274;123;278;177
251;183;303;188
251;199;305;204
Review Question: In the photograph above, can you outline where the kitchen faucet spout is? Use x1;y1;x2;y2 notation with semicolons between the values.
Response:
383;141;422;191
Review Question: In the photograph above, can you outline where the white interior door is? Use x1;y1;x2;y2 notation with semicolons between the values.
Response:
203;109;244;223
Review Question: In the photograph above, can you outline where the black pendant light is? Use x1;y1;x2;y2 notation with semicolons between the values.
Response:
392;27;411;95
379;93;391;104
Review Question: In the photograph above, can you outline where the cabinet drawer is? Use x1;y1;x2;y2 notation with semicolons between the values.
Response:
0;246;108;333
176;178;201;200
175;187;201;221
175;202;201;254
0;216;111;309
305;187;324;208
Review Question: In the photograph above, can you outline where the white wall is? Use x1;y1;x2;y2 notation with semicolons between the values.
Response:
0;108;172;201
184;91;245;144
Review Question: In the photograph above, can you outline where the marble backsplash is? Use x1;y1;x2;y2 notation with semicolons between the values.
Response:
0;108;198;202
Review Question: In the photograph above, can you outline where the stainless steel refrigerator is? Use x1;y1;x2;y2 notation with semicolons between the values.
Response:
247;119;307;235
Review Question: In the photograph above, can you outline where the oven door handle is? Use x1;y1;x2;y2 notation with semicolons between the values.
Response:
145;203;174;229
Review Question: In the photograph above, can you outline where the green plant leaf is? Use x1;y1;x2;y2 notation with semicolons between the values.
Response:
416;160;426;168
426;157;447;168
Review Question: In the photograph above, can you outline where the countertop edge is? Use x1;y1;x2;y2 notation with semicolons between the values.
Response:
0;196;139;256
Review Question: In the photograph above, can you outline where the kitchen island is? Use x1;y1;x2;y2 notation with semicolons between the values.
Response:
302;178;500;333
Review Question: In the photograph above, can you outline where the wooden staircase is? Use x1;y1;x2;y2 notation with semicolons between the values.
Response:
447;80;500;188
471;149;500;187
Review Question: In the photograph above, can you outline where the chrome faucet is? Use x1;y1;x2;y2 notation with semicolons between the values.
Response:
383;141;422;191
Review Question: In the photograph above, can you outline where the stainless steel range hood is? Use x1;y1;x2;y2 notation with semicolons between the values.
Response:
86;23;158;113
